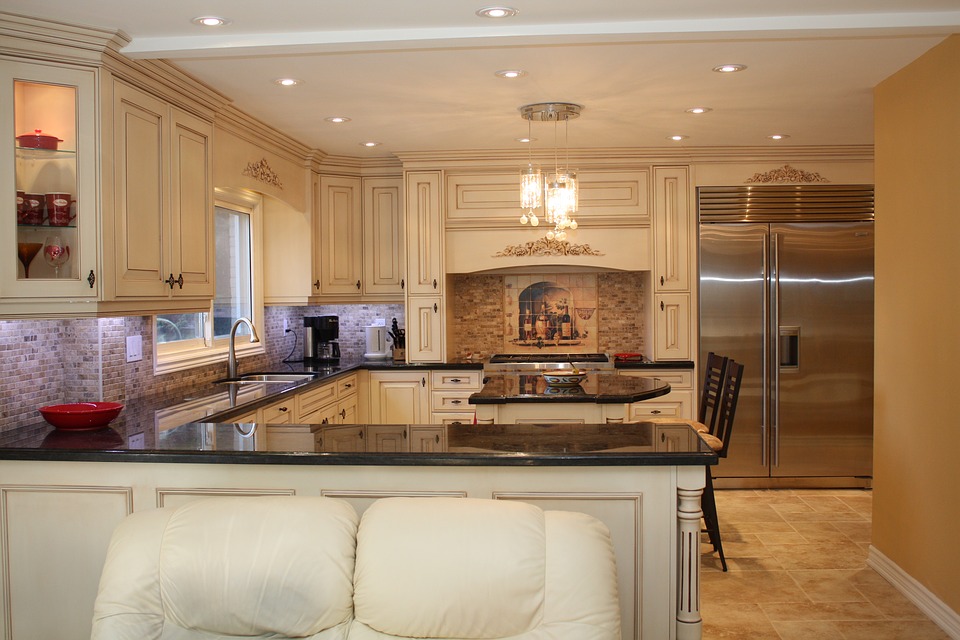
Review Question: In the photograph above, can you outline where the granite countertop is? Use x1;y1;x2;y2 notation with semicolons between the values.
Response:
470;373;671;404
0;419;716;467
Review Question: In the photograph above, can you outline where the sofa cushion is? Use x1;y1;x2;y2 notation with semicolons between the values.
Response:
92;496;359;639
353;498;546;638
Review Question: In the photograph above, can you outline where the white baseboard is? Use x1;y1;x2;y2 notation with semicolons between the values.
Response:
868;546;960;639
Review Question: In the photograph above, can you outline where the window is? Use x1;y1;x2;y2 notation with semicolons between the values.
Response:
155;189;263;373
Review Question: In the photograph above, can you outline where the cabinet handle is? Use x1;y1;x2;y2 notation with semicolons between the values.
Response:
451;399;462;405
401;278;405;289
358;430;364;439
87;270;96;288
313;280;320;290
340;409;346;419
433;303;438;313
403;429;408;439
651;409;662;415
435;434;440;443
165;273;176;289
660;275;665;286
278;406;288;412
176;274;184;289
450;378;462;383
433;278;438;289
321;418;329;424
356;280;361;290
660;300;665;311
661;432;666;442
421;377;426;387
344;383;353;389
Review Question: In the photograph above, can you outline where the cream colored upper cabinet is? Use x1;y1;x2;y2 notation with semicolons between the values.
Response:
652;166;692;293
2;60;100;303
404;170;443;295
315;175;362;296
362;177;405;296
110;80;213;300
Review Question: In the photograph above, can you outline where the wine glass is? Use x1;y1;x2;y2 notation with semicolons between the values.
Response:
42;236;70;278
17;242;43;278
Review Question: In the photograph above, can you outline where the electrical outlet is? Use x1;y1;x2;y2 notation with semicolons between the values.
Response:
128;432;145;449
283;317;288;332
126;335;143;363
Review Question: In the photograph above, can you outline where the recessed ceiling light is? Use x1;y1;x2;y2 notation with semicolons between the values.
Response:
360;141;381;148
325;116;351;124
713;64;747;73
667;135;688;141
275;78;300;87
768;134;790;140
192;16;230;27
515;137;538;143
495;69;527;79
476;6;518;18
685;107;712;115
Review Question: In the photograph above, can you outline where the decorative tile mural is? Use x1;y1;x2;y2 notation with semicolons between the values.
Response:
503;273;599;353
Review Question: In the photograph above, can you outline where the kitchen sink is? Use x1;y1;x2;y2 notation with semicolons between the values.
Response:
216;373;317;385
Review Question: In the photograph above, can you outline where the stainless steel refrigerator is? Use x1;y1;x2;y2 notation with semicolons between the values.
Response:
698;185;874;484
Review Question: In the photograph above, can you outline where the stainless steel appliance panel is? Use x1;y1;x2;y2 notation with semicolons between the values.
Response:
699;221;874;480
699;224;768;477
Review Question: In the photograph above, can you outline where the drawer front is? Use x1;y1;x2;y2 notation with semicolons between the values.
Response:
629;390;694;420
336;373;359;397
431;412;475;426
296;382;337;418
262;400;294;424
431;390;474;412
300;402;339;426
620;369;694;389
430;370;482;390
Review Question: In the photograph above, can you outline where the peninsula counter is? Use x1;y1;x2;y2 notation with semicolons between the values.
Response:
0;420;713;640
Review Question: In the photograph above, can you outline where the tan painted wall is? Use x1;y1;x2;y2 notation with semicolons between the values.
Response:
874;34;960;613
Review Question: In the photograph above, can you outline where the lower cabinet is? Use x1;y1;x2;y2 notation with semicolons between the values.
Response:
367;371;430;423
619;368;695;420
430;369;482;425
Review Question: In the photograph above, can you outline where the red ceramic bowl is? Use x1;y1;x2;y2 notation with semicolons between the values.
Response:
38;402;124;430
16;129;62;150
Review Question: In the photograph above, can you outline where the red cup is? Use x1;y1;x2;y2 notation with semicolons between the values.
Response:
45;193;75;226
21;193;44;225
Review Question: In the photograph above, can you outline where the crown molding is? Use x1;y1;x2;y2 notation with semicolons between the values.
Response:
0;11;128;65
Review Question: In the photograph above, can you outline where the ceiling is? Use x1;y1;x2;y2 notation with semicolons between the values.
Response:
5;1;960;158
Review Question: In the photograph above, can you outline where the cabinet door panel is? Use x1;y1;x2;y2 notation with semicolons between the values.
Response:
406;296;444;362
317;176;362;295
170;108;213;298
653;166;691;292
404;171;443;294
114;83;168;297
362;177;404;295
654;293;691;361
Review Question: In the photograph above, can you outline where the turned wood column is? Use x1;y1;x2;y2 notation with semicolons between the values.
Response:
677;483;704;640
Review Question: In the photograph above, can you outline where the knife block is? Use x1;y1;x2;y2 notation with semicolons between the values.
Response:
392;347;405;362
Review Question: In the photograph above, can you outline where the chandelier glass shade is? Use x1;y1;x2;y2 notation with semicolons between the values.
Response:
518;102;581;239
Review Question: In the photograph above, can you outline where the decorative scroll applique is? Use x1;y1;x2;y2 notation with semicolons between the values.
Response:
745;164;830;184
494;237;604;258
242;158;283;189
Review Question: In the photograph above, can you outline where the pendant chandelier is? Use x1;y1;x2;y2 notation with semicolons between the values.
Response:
518;102;582;240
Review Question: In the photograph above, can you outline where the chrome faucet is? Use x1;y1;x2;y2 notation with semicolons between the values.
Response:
227;317;260;379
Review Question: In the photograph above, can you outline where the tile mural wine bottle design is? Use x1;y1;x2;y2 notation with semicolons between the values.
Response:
503;274;599;353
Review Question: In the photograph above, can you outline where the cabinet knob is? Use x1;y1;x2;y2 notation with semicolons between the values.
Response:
660;275;665;286
87;270;96;288
421;377;426;387
435;434;441;443
344;383;353;389
433;278;438;289
313;280;320;290
433;303;438;313
403;429;408;439
176;274;184;289
321;418;329;424
450;378;462;383
661;432;666;442
401;278;405;289
358;430;364;439
340;409;346;419
356;280;361;290
451;399;462;405
651;409;662;415
165;273;176;289
660;300;665;311
279;406;288;412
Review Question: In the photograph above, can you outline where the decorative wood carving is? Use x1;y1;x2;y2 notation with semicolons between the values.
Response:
494;237;604;258
242;158;283;189
745;164;829;184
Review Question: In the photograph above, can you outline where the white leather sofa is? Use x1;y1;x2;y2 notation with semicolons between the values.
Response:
91;496;622;639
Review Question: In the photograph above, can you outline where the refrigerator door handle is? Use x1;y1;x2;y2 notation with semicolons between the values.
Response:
771;232;781;468
761;232;770;468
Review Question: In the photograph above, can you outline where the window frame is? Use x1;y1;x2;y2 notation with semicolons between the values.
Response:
154;188;265;375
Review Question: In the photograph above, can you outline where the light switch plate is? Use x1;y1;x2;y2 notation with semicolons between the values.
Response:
126;335;143;363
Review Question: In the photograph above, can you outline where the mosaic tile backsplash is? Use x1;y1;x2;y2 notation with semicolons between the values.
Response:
0;303;403;433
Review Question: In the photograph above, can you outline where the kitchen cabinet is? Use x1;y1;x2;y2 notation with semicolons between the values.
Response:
404;171;443;295
312;175;404;300
316;425;365;452
409;426;446;451
406;296;444;363
109;80;214;301
430;369;481;425
367;370;429;424
367;425;408;452
619;368;695;420
2;60;99;301
260;398;294;424
296;372;358;424
652;166;694;360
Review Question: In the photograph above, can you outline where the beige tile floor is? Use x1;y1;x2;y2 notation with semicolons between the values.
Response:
700;489;950;640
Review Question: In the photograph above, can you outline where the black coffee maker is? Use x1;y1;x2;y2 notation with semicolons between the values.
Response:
303;315;340;363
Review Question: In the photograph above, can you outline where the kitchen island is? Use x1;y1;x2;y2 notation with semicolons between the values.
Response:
0;420;712;640
470;372;671;424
